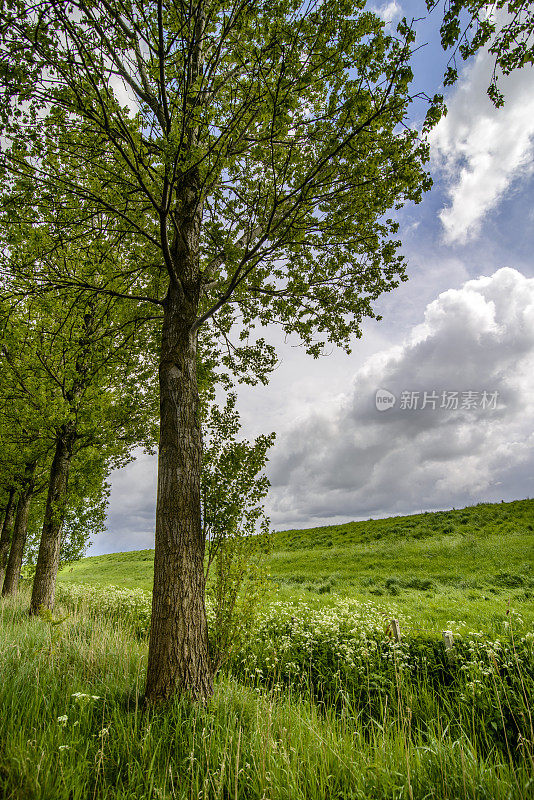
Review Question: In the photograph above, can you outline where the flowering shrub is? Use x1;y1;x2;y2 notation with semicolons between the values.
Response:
55;583;534;757
229;598;408;687
228;599;533;757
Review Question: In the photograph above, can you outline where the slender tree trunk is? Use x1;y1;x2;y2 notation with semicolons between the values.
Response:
30;427;75;614
2;463;36;596
144;280;213;702
0;487;16;587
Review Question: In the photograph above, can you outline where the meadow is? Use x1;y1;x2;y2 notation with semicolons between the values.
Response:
1;498;532;799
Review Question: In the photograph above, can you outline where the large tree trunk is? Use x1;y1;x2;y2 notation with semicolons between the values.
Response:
29;427;75;614
144;280;213;702
0;487;16;587
2;463;36;596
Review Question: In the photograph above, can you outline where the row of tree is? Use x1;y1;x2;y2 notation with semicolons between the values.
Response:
0;0;527;702
0;288;158;605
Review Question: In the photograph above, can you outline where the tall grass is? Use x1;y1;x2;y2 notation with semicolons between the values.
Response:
1;591;532;799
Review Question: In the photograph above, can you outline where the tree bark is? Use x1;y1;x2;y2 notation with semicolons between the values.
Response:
29;427;75;614
2;463;36;596
144;280;213;702
0;487;16;587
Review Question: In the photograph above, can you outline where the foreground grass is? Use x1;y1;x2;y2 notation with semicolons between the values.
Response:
56;498;534;630
1;591;533;800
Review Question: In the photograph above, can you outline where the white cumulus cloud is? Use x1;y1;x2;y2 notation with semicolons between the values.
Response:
430;56;534;244
373;1;402;23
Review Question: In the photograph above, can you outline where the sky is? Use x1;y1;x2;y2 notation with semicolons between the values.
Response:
89;2;534;555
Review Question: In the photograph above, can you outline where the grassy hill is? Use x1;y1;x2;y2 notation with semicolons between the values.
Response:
56;498;534;630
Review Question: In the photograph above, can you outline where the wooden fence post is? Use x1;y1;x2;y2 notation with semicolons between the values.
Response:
442;630;454;655
390;618;402;642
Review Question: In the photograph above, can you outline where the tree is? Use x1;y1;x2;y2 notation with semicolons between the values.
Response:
0;486;16;586
0;288;158;612
0;333;52;596
0;0;441;700
2;460;38;595
23;459;110;572
0;409;38;585
202;394;274;672
427;0;534;105
26;295;154;616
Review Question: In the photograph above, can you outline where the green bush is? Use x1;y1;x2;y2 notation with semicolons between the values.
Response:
228;598;534;759
384;577;401;595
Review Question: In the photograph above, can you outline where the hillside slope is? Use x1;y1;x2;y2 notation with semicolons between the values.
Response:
54;499;534;629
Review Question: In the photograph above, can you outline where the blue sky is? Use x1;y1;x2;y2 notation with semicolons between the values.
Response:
90;2;534;555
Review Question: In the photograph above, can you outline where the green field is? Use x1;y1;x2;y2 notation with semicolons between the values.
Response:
57;498;534;631
3;498;533;799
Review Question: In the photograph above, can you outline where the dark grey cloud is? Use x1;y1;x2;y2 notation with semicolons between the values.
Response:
265;268;534;528
89;451;156;555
